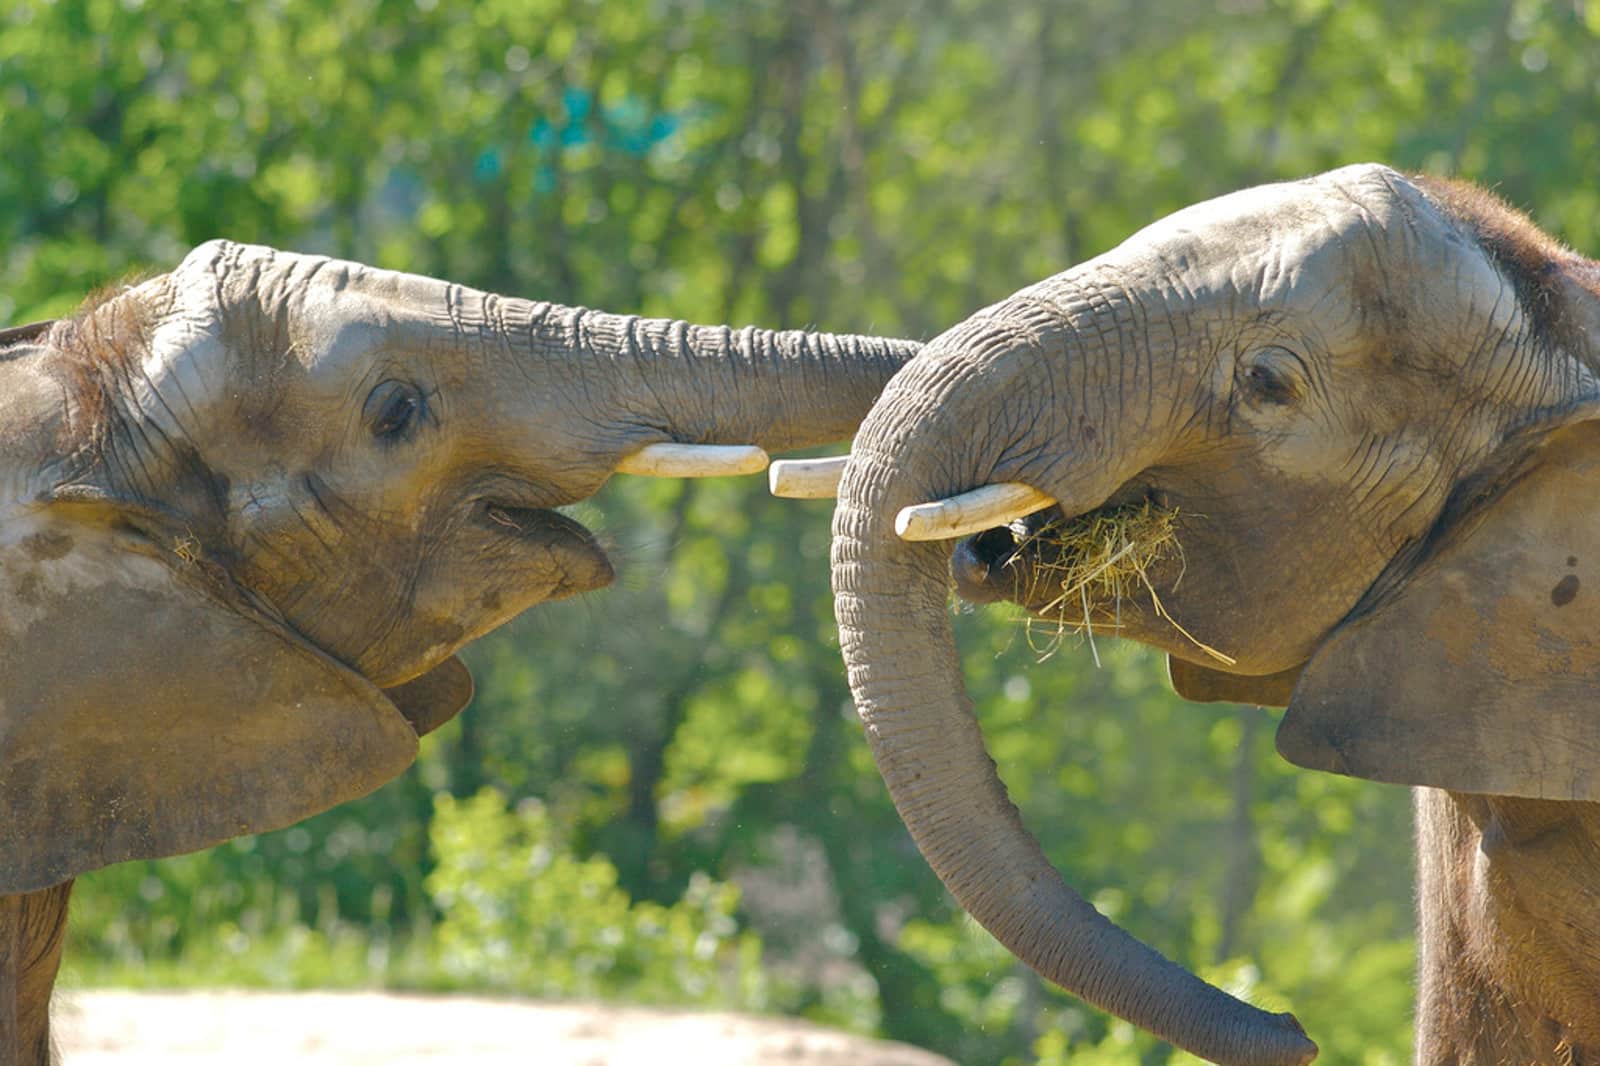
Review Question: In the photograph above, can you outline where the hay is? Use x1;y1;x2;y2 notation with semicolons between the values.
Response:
172;531;200;566
1009;500;1235;667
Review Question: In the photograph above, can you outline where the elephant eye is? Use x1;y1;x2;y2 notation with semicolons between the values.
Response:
364;379;426;443
1239;348;1303;407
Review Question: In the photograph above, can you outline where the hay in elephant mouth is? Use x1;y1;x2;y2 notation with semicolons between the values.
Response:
1007;500;1234;667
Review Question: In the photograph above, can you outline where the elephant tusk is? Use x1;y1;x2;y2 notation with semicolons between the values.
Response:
615;443;770;478
769;456;848;499
895;483;1057;541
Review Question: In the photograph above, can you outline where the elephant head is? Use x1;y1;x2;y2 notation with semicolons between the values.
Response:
825;164;1600;1063
0;240;919;895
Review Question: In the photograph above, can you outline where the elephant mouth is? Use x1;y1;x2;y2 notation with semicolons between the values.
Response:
473;499;616;597
951;510;1060;605
951;482;1178;616
951;484;1241;666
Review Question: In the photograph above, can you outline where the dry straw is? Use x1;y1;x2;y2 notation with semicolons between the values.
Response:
1009;500;1235;668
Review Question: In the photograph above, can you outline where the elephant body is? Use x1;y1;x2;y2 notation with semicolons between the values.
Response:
827;165;1600;1063
0;244;920;1062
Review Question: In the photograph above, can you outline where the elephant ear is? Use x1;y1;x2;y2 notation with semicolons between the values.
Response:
1278;421;1600;800
0;497;419;894
1168;658;1299;707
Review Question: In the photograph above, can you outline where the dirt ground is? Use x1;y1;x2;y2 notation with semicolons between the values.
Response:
55;990;956;1066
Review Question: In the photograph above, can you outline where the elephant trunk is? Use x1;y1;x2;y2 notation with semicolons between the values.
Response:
581;309;921;453
830;296;1317;1065
464;291;921;458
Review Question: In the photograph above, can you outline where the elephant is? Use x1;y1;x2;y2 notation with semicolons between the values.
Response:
817;164;1600;1064
0;240;921;1065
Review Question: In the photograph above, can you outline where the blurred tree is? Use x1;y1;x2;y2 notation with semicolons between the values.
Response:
9;0;1599;1062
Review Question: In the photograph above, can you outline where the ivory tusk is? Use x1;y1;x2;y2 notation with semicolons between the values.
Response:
895;483;1057;541
615;443;770;478
768;456;848;499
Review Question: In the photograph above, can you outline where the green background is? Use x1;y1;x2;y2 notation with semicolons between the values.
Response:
6;1;1599;1062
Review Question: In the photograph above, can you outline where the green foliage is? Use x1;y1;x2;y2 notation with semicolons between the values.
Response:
20;0;1600;1061
64;789;768;1008
424;789;766;1007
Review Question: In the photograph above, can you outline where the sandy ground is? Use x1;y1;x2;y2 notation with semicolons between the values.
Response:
55;990;956;1066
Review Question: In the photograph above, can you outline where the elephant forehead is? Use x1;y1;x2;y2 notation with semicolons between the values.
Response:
1119;188;1384;311
133;243;419;442
1112;171;1378;271
192;241;460;329
195;241;479;386
1074;165;1512;349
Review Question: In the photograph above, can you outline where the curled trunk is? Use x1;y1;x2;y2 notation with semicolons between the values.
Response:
830;309;1317;1065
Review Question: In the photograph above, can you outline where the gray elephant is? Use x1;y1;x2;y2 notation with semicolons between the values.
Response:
819;164;1600;1064
0;240;920;1064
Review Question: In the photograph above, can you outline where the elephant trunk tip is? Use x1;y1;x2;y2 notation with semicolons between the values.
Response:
1245;1012;1319;1066
1026;891;1319;1066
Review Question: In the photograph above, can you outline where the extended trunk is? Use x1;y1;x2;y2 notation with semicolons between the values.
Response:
574;310;921;453
830;302;1317;1065
444;286;922;460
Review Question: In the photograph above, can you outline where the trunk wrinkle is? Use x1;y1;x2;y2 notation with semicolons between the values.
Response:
482;296;919;489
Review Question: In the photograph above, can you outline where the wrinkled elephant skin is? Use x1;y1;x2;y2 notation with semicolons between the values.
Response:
0;242;920;1064
832;165;1600;1063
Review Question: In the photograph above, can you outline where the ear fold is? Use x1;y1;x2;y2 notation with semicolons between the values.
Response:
0;508;418;893
1168;657;1299;707
1279;422;1600;800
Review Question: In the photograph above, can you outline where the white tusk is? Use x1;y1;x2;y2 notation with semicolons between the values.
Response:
895;483;1057;541
615;443;770;478
768;456;848;499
